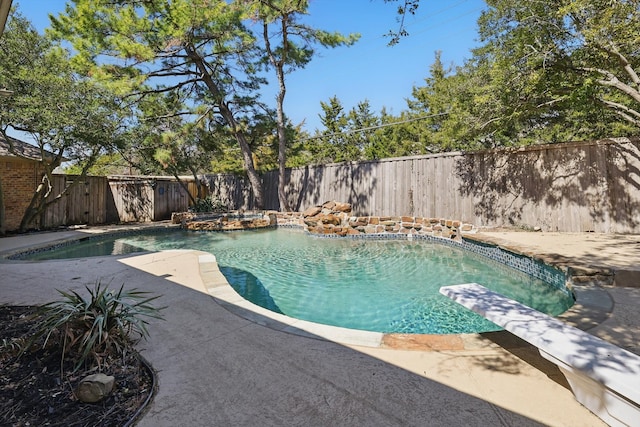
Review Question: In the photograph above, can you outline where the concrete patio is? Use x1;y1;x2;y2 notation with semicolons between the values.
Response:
1;226;638;426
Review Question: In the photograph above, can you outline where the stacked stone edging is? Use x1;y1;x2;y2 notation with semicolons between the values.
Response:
171;211;277;231
170;201;474;238
276;201;474;240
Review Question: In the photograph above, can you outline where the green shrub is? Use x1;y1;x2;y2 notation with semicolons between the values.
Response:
27;282;164;372
190;195;228;213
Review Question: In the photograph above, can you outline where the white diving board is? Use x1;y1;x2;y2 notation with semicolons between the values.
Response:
440;283;640;427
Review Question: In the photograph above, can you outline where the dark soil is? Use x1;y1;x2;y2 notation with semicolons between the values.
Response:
0;305;154;426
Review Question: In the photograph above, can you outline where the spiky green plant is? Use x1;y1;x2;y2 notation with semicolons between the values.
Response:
28;282;164;372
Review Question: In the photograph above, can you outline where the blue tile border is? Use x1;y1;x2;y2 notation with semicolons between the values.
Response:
5;227;177;260
303;227;569;296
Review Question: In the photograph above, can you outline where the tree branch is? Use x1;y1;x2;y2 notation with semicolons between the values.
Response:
599;42;640;89
579;67;640;104
127;79;201;100
600;98;640;126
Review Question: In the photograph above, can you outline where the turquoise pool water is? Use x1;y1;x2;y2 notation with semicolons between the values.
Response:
23;228;574;334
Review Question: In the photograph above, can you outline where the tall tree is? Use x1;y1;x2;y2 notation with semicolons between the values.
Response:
50;0;270;208
247;0;358;211
389;1;640;147
406;51;499;149
476;0;640;135
0;11;126;232
310;97;389;163
127;93;221;203
0;0;12;234
312;96;350;163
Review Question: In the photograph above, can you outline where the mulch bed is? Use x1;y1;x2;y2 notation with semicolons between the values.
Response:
0;305;154;426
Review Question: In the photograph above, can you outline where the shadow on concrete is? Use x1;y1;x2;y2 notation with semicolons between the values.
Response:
0;253;549;426
480;331;571;390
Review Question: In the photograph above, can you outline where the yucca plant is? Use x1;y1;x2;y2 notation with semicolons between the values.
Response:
27;282;164;373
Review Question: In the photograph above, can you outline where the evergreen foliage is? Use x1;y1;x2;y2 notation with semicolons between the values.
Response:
4;0;640;197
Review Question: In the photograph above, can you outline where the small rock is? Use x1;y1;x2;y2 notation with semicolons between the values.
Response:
533;226;542;232
76;373;115;403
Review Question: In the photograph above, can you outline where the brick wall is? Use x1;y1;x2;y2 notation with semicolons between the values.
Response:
1;157;43;232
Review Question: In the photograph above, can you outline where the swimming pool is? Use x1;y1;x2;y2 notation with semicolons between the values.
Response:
20;228;574;334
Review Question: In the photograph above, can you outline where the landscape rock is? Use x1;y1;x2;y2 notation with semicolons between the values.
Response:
302;206;322;217
76;373;115;403
333;202;352;213
319;214;341;226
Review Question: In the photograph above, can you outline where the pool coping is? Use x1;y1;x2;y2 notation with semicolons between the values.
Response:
2;224;613;351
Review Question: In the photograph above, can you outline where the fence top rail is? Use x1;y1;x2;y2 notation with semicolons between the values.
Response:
269;137;638;173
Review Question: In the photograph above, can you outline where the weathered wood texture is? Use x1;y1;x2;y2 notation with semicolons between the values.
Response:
208;138;640;233
153;179;190;220
41;176;108;228
38;139;640;233
207;174;255;210
107;177;191;222
106;178;153;222
42;176;192;227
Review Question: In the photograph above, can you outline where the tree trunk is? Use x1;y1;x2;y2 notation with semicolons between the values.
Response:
264;19;292;212
274;67;290;211
185;45;265;209
229;121;265;209
19;174;49;232
187;164;205;201
276;114;290;212
19;149;94;232
0;176;5;235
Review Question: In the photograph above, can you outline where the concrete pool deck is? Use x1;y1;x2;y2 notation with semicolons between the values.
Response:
1;225;639;426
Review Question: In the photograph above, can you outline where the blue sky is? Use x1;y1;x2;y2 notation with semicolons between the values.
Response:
15;0;486;133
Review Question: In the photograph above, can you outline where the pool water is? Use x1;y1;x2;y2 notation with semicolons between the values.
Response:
25;229;574;334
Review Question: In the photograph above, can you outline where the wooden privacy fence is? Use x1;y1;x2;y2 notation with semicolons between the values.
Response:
42;175;109;227
36;138;640;233
207;138;640;233
41;175;192;228
106;177;191;222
